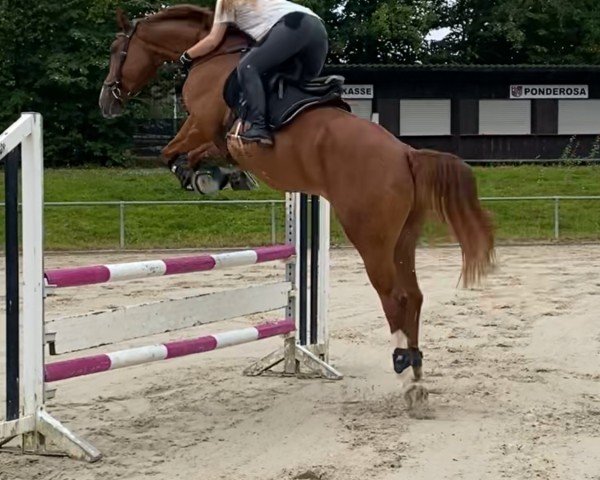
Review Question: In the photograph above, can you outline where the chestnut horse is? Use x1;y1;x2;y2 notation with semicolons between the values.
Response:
99;5;494;396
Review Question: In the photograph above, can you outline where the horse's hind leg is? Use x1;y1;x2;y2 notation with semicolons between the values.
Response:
335;199;415;371
337;197;431;410
392;211;425;381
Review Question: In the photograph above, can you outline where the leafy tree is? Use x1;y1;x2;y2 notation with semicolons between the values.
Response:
303;0;444;63
0;0;185;166
5;0;597;167
431;0;600;64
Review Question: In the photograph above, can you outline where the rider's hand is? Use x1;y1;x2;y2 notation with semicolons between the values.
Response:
179;51;193;71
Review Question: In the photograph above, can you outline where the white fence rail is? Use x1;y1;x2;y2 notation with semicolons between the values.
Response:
1;196;600;248
482;196;600;240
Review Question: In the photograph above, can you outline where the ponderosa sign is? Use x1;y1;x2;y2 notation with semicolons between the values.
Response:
510;85;589;99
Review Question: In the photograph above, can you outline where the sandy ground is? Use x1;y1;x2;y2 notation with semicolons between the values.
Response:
1;245;599;480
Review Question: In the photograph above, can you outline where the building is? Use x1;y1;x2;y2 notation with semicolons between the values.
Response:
327;64;600;160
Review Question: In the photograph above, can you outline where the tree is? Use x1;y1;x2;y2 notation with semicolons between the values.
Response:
0;0;189;166
431;0;600;64
302;0;444;64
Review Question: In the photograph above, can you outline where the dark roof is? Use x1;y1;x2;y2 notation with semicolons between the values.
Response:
326;64;600;73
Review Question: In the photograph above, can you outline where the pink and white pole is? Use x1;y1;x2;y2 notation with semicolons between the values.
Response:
44;245;295;288
45;319;295;383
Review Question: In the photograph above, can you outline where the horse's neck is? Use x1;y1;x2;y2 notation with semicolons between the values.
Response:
138;19;205;61
139;21;249;64
215;34;249;59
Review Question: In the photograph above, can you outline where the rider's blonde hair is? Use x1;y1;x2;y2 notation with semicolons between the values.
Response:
221;0;257;12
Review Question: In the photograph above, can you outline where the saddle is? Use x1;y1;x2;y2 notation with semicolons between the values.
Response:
223;58;351;131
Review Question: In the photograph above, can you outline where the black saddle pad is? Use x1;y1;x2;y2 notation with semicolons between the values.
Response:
223;71;350;130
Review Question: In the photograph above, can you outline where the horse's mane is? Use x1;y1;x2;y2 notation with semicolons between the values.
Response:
146;4;214;24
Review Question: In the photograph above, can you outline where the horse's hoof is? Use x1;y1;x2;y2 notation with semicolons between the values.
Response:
412;365;423;382
404;384;429;410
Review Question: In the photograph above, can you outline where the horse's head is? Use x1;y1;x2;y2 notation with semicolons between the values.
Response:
99;6;214;118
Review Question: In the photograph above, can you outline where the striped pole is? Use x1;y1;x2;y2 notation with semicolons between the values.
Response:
45;245;295;288
44;319;295;383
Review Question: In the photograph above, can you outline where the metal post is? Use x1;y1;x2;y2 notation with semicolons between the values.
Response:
5;149;20;421
270;201;276;245
119;202;126;249
310;196;320;346
554;197;560;240
299;194;308;346
172;89;178;136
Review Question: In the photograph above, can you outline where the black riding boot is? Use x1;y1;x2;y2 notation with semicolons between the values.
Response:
238;64;274;146
240;116;273;146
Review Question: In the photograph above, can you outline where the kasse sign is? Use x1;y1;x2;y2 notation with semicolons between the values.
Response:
510;85;589;99
342;85;374;99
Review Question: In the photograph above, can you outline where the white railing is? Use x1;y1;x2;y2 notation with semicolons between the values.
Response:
482;196;600;240
0;113;48;455
0;196;595;249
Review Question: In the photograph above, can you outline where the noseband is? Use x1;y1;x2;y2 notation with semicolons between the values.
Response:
104;21;140;102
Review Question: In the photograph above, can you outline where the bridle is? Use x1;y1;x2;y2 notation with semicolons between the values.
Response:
104;20;140;103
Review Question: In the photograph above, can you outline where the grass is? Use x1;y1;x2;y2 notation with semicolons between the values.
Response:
476;166;600;242
1;165;600;250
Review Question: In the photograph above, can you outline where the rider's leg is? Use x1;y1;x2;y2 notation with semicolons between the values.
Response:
297;18;329;81
237;13;325;145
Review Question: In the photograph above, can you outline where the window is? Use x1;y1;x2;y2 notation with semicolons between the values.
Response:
558;100;600;135
399;99;451;136
479;100;531;135
345;99;373;122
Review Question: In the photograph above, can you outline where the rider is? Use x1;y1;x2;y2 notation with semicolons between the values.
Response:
180;0;328;146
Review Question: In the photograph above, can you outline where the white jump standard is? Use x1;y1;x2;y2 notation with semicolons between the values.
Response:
0;113;341;462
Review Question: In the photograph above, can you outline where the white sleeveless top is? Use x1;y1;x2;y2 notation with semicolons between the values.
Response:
214;0;320;41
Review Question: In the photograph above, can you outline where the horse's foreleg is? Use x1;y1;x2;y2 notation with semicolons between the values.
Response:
187;142;223;169
161;118;226;192
160;116;197;167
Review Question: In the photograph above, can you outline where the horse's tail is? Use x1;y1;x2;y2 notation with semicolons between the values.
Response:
408;148;495;287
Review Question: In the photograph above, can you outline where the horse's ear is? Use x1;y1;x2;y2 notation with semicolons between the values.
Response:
116;8;132;32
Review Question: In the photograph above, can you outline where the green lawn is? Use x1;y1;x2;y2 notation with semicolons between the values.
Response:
2;165;600;250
